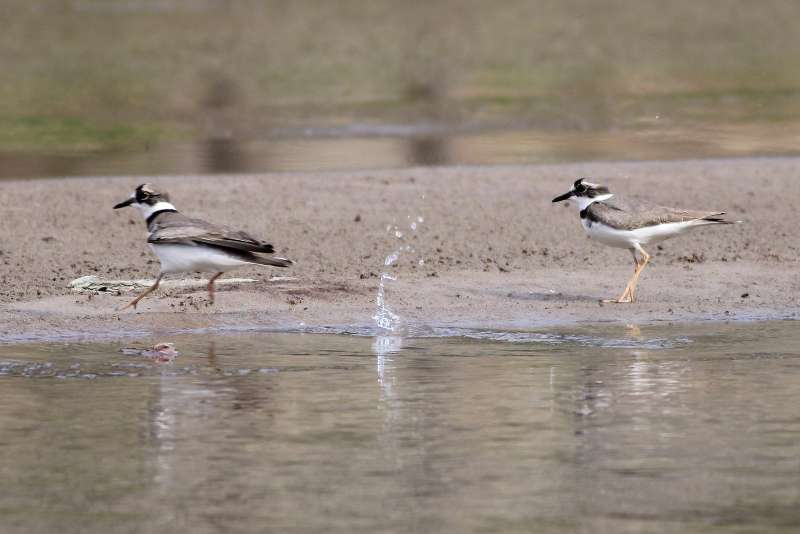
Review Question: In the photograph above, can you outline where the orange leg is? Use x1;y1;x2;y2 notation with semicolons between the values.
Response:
604;247;650;304
121;274;163;311
207;272;223;304
626;250;644;302
626;246;651;302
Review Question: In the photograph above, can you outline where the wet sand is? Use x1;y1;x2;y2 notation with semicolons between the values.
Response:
1;158;798;341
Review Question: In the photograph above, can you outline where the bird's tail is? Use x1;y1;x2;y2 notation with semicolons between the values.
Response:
252;256;293;268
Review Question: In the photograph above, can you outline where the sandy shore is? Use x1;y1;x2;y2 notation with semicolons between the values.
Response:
1;158;798;342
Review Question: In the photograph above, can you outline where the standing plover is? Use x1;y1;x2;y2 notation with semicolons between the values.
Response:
114;183;292;310
552;178;736;303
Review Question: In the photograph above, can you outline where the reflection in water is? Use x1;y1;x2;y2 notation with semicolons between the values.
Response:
373;334;402;398
8;117;800;179
407;135;450;166
201;75;249;174
2;323;800;531
372;334;403;356
202;137;248;174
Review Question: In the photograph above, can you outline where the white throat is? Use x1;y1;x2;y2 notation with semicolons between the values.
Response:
137;201;177;220
575;193;613;211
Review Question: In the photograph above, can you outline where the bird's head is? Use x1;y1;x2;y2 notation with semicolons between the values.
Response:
114;183;176;220
552;178;612;210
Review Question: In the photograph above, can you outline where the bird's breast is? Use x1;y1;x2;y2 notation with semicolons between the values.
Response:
581;218;637;249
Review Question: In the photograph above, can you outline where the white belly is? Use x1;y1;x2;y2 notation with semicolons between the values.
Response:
582;219;698;249
150;243;250;274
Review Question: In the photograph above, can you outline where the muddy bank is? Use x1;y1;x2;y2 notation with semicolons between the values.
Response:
1;158;798;340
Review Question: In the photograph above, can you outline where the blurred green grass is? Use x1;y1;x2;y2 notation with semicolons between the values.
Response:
2;0;800;152
0;116;167;152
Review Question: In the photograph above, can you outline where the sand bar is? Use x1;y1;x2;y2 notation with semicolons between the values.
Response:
1;158;798;342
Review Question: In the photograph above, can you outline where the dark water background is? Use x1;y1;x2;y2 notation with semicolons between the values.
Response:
1;321;799;533
3;0;800;178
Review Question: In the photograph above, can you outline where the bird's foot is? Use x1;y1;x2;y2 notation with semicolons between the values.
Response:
601;291;635;304
118;301;138;312
601;298;633;304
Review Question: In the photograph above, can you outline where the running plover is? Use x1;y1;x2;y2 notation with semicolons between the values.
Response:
552;178;737;303
114;183;292;309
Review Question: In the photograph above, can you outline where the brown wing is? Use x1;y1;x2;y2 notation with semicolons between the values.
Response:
589;197;726;230
147;212;274;253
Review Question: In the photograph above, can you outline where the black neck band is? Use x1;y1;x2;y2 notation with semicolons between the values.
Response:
146;209;177;226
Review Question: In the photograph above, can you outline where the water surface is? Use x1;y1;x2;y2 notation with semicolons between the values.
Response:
1;321;799;533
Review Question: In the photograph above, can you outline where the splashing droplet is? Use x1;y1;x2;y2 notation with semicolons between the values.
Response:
373;273;401;332
384;252;399;267
374;207;425;333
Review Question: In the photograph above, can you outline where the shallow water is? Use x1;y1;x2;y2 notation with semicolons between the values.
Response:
5;113;800;180
1;321;799;533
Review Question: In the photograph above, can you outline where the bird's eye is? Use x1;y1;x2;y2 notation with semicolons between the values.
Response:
575;184;586;193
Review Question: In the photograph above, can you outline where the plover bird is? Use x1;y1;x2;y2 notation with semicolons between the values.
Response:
114;183;292;310
552;178;737;303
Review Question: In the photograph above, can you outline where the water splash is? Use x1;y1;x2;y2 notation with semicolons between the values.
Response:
373;273;401;331
372;214;424;333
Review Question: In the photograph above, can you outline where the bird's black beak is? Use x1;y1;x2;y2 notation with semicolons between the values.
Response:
113;197;135;209
552;191;574;203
